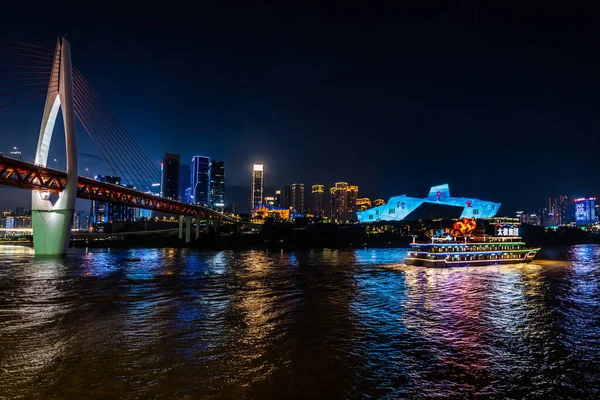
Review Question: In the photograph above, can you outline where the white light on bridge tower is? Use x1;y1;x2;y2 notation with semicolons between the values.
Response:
31;37;78;255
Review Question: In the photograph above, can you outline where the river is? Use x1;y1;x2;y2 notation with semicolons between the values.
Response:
1;245;599;398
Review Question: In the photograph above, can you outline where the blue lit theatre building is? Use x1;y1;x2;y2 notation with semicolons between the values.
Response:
357;184;500;223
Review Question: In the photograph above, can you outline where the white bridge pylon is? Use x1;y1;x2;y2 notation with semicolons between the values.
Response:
31;38;78;255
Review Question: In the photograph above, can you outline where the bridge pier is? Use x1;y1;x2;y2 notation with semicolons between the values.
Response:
31;38;78;255
178;215;184;239
195;214;200;239
184;216;191;243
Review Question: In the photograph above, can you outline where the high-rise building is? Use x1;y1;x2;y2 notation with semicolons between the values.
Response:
161;153;180;200
264;196;276;206
251;164;264;210
347;185;358;221
574;197;596;225
311;185;324;218
329;187;336;220
559;194;570;225
329;182;360;222
330;182;349;222
282;185;292;209
524;213;541;226
547;196;559;227
191;156;211;205
210;160;225;209
291;183;304;212
274;190;282;207
179;164;190;203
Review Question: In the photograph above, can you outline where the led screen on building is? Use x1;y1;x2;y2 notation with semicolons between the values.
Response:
575;198;596;225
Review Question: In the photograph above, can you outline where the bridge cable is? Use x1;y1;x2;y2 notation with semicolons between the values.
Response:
72;67;162;185
73;100;131;183
7;40;56;52
73;86;140;186
72;67;161;177
72;75;155;190
73;68;162;189
73;107;121;179
0;88;56;109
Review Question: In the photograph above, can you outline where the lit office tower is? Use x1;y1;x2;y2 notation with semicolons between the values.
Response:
252;164;264;210
210;161;225;209
191;156;211;205
179;164;190;203
311;185;324;218
291;183;305;212
161;153;180;200
330;182;349;222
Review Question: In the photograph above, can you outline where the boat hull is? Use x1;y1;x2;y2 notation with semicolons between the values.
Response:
405;253;538;268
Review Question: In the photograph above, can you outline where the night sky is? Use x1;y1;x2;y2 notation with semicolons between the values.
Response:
1;2;599;214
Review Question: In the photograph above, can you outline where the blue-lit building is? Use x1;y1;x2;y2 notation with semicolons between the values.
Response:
574;197;595;225
210;160;225;209
356;184;500;223
191;156;211;205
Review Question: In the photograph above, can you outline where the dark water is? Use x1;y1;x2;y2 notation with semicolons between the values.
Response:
1;245;599;399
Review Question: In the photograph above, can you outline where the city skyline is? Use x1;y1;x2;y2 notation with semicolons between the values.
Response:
1;3;600;214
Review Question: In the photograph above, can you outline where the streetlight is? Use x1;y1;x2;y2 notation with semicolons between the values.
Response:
85;168;89;177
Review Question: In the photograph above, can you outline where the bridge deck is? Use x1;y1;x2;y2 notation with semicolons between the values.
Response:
0;155;238;222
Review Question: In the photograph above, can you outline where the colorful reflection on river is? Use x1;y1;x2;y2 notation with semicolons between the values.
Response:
0;245;599;398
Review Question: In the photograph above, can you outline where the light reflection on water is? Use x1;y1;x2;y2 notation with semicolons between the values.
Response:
0;245;599;398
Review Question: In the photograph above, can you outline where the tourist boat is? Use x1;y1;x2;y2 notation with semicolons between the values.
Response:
404;218;540;267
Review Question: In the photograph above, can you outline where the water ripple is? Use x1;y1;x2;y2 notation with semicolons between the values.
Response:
0;245;599;398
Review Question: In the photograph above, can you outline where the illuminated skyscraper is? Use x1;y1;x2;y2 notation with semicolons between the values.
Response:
330;182;348;223
210;160;225;209
191;156;211;205
312;185;324;218
575;197;596;225
559;194;570;225
161;153;180;200
252;164;264;210
347;185;358;221
292;183;305;212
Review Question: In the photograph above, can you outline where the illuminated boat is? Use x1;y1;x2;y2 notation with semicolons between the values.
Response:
404;218;540;267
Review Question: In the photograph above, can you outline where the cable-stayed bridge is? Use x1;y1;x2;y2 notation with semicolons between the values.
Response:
0;38;239;255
